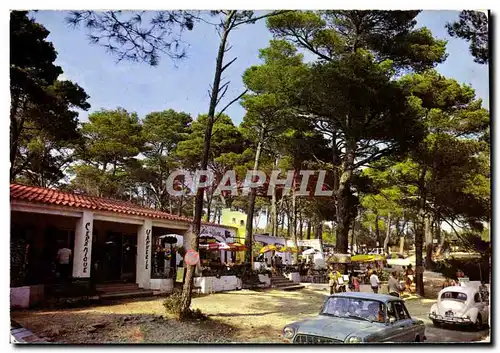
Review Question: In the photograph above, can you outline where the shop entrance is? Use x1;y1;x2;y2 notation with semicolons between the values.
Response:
93;228;137;283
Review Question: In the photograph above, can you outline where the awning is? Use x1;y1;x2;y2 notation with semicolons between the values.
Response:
199;242;231;251
386;258;411;266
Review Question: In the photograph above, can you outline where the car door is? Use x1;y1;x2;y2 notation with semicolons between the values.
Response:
382;301;410;342
393;301;416;342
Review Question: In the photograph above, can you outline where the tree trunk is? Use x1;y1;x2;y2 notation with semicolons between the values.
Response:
307;222;312;240
271;187;277;236
383;213;391;254
179;12;235;318
244;134;263;264
292;186;298;262
415;166;428;297
375;214;380;246
299;215;303;240
424;215;433;269
335;139;356;253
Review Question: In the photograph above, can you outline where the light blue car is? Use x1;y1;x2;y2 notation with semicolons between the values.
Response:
283;292;426;343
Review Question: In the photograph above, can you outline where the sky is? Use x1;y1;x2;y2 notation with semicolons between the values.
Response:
32;10;490;126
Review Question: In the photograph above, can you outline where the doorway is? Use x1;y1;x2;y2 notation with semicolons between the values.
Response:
94;231;137;283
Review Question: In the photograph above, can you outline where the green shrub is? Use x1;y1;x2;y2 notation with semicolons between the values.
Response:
163;290;207;321
434;257;490;282
163;291;183;315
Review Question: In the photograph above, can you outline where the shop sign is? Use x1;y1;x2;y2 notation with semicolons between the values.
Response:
82;222;91;273
145;229;151;270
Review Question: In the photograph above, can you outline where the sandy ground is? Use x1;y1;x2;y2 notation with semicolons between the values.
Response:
11;288;489;344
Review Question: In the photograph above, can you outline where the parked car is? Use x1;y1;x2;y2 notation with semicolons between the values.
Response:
429;284;489;330
283;292;426;343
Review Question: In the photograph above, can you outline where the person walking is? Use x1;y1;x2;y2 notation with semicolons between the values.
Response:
328;267;341;295
387;271;405;297
56;243;72;283
370;270;381;294
350;272;361;292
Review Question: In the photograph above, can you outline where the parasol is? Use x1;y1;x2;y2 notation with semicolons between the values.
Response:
277;246;299;253
302;248;319;255
228;242;247;251
327;253;351;264
351;254;386;262
259;244;278;254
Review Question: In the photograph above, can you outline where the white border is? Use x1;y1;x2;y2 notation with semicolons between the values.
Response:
1;1;497;352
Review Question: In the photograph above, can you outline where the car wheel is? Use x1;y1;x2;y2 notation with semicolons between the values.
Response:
432;320;441;328
474;315;483;331
415;335;420;342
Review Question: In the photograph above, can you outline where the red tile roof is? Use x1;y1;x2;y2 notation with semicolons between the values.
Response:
10;184;235;229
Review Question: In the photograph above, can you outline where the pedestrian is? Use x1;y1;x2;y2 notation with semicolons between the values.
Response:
387;271;404;297
56;242;72;283
328;266;341;295
350;272;360;292
405;264;414;290
370;270;380;294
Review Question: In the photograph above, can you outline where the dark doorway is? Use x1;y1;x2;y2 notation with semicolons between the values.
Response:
95;232;137;283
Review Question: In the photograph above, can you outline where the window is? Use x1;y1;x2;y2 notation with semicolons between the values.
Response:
392;301;410;320
240;220;245;226
232;218;236;224
474;293;482;303
441;291;467;302
321;297;386;323
387;303;397;321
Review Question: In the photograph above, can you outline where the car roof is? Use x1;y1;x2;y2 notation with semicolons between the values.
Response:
329;292;401;303
439;286;478;296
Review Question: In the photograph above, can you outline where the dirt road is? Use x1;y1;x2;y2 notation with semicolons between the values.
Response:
11;289;489;344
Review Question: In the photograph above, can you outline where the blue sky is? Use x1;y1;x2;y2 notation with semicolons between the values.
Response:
33;10;489;126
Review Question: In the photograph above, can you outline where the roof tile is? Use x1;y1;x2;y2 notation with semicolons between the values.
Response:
10;184;237;230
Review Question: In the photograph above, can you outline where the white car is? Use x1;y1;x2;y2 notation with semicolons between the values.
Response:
429;284;489;330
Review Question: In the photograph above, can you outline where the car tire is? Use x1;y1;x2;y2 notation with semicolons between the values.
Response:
432;320;441;328
415;335;420;342
474;315;483;331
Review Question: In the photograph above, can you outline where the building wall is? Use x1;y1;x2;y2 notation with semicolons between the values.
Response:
221;209;247;262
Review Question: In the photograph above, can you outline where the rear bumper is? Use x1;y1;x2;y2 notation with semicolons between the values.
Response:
429;313;472;324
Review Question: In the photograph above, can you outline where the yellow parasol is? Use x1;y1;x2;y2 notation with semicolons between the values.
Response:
277;246;299;253
228;242;247;251
351;254;386;262
259;244;278;254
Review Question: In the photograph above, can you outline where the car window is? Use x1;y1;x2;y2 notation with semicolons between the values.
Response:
392;301;410;320
441;291;467;302
321;297;386;323
474;293;481;303
387;303;397;321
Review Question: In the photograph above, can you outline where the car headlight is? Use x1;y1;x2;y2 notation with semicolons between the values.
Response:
345;336;362;343
283;327;295;339
462;314;470;319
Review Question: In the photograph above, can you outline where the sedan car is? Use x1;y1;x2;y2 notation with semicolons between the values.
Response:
283;292;426;344
429;284;489;330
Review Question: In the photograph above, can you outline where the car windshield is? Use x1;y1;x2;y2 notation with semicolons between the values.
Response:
321;297;386;323
441;291;467;302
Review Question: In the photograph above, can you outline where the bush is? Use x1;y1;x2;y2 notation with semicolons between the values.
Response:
163;291;183;315
163;290;208;321
434;257;490;282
